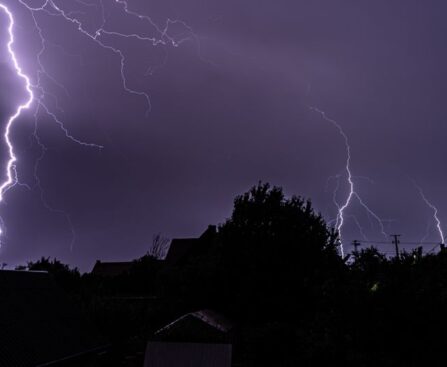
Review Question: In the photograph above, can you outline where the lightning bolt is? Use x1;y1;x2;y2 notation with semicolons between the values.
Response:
310;107;387;256
0;4;33;209
0;1;101;245
16;0;204;115
0;1;202;247
326;176;369;242
32;105;76;251
414;182;444;245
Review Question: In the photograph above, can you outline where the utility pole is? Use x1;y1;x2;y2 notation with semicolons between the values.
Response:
352;240;361;254
391;234;401;258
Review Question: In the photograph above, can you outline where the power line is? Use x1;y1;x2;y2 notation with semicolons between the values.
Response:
346;239;441;245
346;236;445;256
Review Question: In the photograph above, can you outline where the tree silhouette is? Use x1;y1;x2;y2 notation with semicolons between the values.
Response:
17;183;447;366
173;183;344;319
150;233;170;259
26;256;81;293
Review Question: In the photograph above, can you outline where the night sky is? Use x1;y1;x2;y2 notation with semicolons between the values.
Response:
0;0;446;271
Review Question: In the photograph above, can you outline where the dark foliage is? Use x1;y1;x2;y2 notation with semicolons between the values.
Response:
217;183;344;320
26;256;81;294
19;183;447;366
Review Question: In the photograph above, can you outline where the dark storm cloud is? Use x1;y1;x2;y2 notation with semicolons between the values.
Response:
1;0;447;270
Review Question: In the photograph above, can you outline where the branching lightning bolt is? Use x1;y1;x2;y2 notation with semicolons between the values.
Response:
0;4;33;210
310;107;387;256
414;182;444;245
0;0;203;248
0;1;102;245
16;0;204;116
326;176;368;242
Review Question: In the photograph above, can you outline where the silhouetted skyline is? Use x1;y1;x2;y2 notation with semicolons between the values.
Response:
0;0;446;270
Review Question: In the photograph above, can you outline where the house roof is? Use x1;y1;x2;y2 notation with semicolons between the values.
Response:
155;309;233;343
190;310;233;333
0;270;105;367
164;225;217;266
91;261;133;277
164;238;200;265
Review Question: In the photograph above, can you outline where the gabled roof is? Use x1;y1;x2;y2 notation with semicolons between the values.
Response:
164;226;217;266
91;260;133;277
155;309;233;343
0;270;105;367
164;238;200;265
190;310;233;333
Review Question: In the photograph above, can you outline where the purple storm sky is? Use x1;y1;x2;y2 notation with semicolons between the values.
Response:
0;0;446;271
